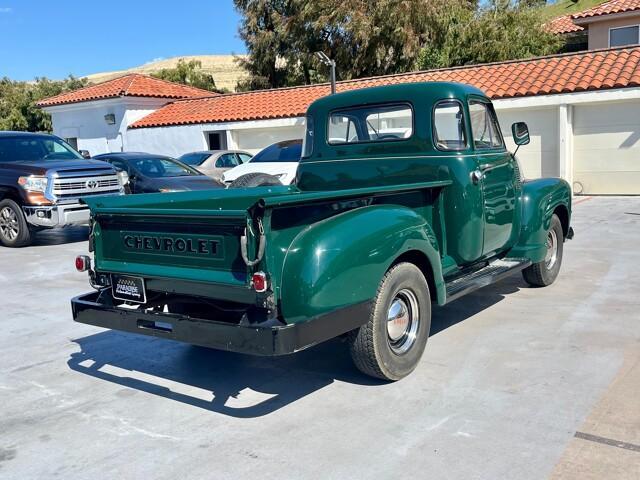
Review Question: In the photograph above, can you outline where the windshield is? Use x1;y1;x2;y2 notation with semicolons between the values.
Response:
131;157;200;178
250;141;302;163
178;152;211;166
0;136;83;162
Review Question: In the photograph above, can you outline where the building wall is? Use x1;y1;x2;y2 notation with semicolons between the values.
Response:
126;124;211;157
495;107;559;179
232;126;305;153
586;14;640;49
46;98;169;156
50;101;127;155
126;119;306;157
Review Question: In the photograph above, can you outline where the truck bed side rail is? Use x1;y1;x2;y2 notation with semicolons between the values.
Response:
259;180;452;208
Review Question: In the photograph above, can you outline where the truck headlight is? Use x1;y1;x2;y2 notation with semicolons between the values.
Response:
18;175;48;193
116;170;129;187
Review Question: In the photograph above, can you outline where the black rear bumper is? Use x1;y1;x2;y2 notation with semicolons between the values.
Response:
71;291;370;356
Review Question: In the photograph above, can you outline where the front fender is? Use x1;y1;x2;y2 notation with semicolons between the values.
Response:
279;204;443;324
509;178;571;263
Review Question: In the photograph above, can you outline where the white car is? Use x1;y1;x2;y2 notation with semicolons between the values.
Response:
178;150;253;182
222;139;301;186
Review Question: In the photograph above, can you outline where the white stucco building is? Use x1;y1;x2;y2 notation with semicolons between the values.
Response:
38;74;215;154
40;46;640;195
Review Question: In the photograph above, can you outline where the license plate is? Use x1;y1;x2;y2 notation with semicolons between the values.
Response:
112;275;147;303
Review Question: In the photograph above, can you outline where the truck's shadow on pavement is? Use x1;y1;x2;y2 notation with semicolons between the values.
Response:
67;276;524;418
31;226;89;246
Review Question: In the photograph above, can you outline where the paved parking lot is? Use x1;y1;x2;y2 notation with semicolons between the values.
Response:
1;196;639;479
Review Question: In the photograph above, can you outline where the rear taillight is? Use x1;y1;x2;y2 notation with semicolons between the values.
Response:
75;255;91;272
252;271;268;292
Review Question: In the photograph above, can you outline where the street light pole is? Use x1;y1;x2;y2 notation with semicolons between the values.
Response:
315;52;336;94
329;59;336;94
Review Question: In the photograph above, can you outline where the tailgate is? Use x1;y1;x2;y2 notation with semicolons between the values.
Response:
83;188;289;287
94;211;248;286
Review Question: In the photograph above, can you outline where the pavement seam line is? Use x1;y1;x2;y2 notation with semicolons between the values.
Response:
574;431;640;453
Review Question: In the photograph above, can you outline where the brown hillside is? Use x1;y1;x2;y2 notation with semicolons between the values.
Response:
84;55;248;92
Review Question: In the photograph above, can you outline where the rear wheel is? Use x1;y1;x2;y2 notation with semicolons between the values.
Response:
522;214;564;287
228;172;282;188
349;262;431;381
0;199;33;248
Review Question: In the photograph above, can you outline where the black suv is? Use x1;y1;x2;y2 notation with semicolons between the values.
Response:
0;132;125;247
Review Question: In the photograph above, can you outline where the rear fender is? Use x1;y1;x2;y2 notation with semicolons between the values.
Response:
509;178;572;263
279;204;444;324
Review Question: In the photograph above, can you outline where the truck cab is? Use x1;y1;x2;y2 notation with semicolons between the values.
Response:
72;82;573;381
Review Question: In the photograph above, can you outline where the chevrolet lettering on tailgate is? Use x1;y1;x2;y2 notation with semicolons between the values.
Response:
121;232;222;258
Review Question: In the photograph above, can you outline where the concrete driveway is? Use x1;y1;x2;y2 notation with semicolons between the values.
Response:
1;197;639;479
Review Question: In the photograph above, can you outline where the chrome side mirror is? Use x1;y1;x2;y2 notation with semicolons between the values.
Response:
511;122;530;146
79;150;91;159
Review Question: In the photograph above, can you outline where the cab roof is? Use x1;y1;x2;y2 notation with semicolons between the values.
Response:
306;82;487;116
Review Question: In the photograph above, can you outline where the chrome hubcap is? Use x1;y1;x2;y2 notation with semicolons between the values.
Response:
544;228;558;269
386;289;419;355
0;206;19;241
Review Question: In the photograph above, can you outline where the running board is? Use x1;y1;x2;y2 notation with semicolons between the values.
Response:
445;258;532;304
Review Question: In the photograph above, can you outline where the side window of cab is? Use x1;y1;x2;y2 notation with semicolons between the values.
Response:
468;100;504;150
433;100;467;151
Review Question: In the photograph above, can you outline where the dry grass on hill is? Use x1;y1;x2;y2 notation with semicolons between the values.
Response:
543;0;606;19
84;55;248;92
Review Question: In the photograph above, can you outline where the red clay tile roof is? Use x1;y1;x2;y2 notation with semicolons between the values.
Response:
37;74;215;107
573;0;640;19
545;14;584;34
130;47;640;129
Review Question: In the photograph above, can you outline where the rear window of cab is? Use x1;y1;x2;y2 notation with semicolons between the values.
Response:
327;103;413;145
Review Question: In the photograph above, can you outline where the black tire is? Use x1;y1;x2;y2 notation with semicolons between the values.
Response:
349;262;431;381
228;172;282;188
522;214;564;287
0;199;33;248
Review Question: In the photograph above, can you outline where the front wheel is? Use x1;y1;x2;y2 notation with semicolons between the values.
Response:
522;214;564;287
0;199;33;247
349;262;431;381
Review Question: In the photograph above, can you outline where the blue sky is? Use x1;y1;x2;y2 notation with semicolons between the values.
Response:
0;1;246;80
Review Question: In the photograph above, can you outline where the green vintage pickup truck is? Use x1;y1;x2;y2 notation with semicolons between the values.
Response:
72;82;573;381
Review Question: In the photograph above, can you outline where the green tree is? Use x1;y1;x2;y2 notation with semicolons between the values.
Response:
234;0;454;90
0;76;88;132
417;1;562;69
234;0;563;90
151;59;225;93
233;0;302;90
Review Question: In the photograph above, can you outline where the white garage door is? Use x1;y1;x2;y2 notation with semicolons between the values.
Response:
573;101;640;195
497;107;558;179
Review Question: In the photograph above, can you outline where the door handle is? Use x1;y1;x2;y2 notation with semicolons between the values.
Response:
480;161;509;172
470;170;483;185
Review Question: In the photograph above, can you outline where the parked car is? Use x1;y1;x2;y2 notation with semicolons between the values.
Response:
72;82;573;381
178;150;253;181
93;152;223;194
0;131;125;247
222;139;302;186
